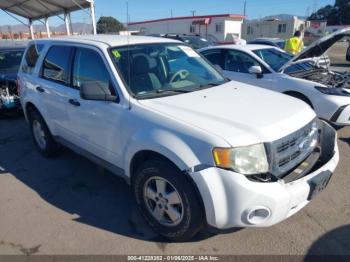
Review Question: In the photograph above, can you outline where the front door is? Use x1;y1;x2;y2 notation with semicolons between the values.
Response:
222;49;275;89
65;46;123;166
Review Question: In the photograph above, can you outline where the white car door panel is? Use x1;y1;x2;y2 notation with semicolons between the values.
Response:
39;45;74;138
65;46;123;165
222;49;275;89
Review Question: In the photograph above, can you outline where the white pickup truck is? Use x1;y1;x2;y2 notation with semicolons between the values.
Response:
18;35;339;241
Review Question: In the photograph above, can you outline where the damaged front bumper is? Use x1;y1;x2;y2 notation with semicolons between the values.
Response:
189;121;339;229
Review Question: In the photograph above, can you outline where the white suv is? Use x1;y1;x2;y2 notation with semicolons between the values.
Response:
18;35;339;241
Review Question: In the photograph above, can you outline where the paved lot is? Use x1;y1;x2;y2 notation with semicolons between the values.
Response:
0;116;350;255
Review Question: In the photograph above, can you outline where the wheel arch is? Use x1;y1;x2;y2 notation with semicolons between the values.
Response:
283;90;314;109
129;149;207;226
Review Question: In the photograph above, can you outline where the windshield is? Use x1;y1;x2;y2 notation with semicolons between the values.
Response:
110;43;226;99
253;48;292;71
253;48;315;73
0;50;24;72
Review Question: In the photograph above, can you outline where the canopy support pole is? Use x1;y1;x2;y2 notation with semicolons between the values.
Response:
29;19;34;39
89;0;97;34
64;12;71;35
45;17;50;38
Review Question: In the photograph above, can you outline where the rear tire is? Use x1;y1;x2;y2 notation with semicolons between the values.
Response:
28;109;59;157
133;159;204;242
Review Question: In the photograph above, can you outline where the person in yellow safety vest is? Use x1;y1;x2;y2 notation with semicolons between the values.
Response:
284;31;304;55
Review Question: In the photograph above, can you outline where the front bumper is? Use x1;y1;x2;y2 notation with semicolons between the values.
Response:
190;122;339;229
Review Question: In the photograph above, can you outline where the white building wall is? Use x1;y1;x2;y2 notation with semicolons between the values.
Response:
128;16;243;43
242;17;305;41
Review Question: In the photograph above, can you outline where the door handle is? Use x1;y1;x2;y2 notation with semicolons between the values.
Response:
36;86;45;93
68;99;80;107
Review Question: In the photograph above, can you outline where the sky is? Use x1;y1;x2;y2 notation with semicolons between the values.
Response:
0;0;336;26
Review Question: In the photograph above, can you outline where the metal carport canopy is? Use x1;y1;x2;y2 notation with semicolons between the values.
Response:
0;0;97;38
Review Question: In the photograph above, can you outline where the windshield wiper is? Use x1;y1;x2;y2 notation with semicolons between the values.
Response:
195;82;222;90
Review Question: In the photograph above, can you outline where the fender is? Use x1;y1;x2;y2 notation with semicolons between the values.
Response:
123;128;208;178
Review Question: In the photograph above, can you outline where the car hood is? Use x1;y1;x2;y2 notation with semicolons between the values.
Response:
280;27;350;72
139;81;316;147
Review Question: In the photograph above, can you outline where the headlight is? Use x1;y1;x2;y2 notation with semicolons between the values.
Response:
315;86;350;96
213;143;269;175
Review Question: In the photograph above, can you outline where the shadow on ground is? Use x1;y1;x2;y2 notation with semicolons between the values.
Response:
0;117;231;243
305;225;350;259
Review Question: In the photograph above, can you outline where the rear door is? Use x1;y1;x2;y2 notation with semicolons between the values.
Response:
64;45;123;166
36;45;74;138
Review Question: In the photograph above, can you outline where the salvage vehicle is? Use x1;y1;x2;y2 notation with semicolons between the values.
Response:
0;47;25;113
201;28;350;126
247;37;330;68
19;35;338;241
248;38;286;49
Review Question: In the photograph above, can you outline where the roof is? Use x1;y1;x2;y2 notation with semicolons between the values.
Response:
128;14;245;26
0;0;91;21
30;34;182;47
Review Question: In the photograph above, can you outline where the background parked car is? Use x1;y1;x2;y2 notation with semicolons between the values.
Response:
248;38;286;49
153;34;214;49
0;46;25;113
200;28;350;126
248;37;330;68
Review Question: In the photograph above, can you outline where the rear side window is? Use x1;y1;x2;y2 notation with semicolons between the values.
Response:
72;48;112;92
42;46;73;85
21;43;44;74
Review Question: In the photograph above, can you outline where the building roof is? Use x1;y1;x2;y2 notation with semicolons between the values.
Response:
30;34;181;48
128;14;245;26
0;0;91;21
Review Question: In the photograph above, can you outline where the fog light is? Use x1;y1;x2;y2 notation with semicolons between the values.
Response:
246;207;271;225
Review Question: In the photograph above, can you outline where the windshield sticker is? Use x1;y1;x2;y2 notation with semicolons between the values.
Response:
112;50;121;59
179;46;200;58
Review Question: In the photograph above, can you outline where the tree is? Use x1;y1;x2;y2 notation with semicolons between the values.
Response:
97;16;125;34
308;0;350;25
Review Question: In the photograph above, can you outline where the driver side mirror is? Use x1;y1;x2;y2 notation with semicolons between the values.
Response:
249;66;263;79
80;81;119;102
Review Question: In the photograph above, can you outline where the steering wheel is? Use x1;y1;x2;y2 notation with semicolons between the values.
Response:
170;69;190;83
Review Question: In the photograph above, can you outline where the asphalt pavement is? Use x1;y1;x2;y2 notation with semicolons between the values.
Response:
0;116;349;255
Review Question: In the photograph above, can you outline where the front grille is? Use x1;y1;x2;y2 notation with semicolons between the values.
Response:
268;119;319;177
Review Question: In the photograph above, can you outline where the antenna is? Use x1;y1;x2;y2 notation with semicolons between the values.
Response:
190;10;196;17
243;0;247;18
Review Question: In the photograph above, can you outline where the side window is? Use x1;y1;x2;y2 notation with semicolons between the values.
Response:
73;48;114;94
202;49;224;68
42;46;73;85
224;50;264;73
21;43;44;74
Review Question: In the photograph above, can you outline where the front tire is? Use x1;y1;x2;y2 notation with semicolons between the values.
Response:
28;110;59;157
133;159;204;241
